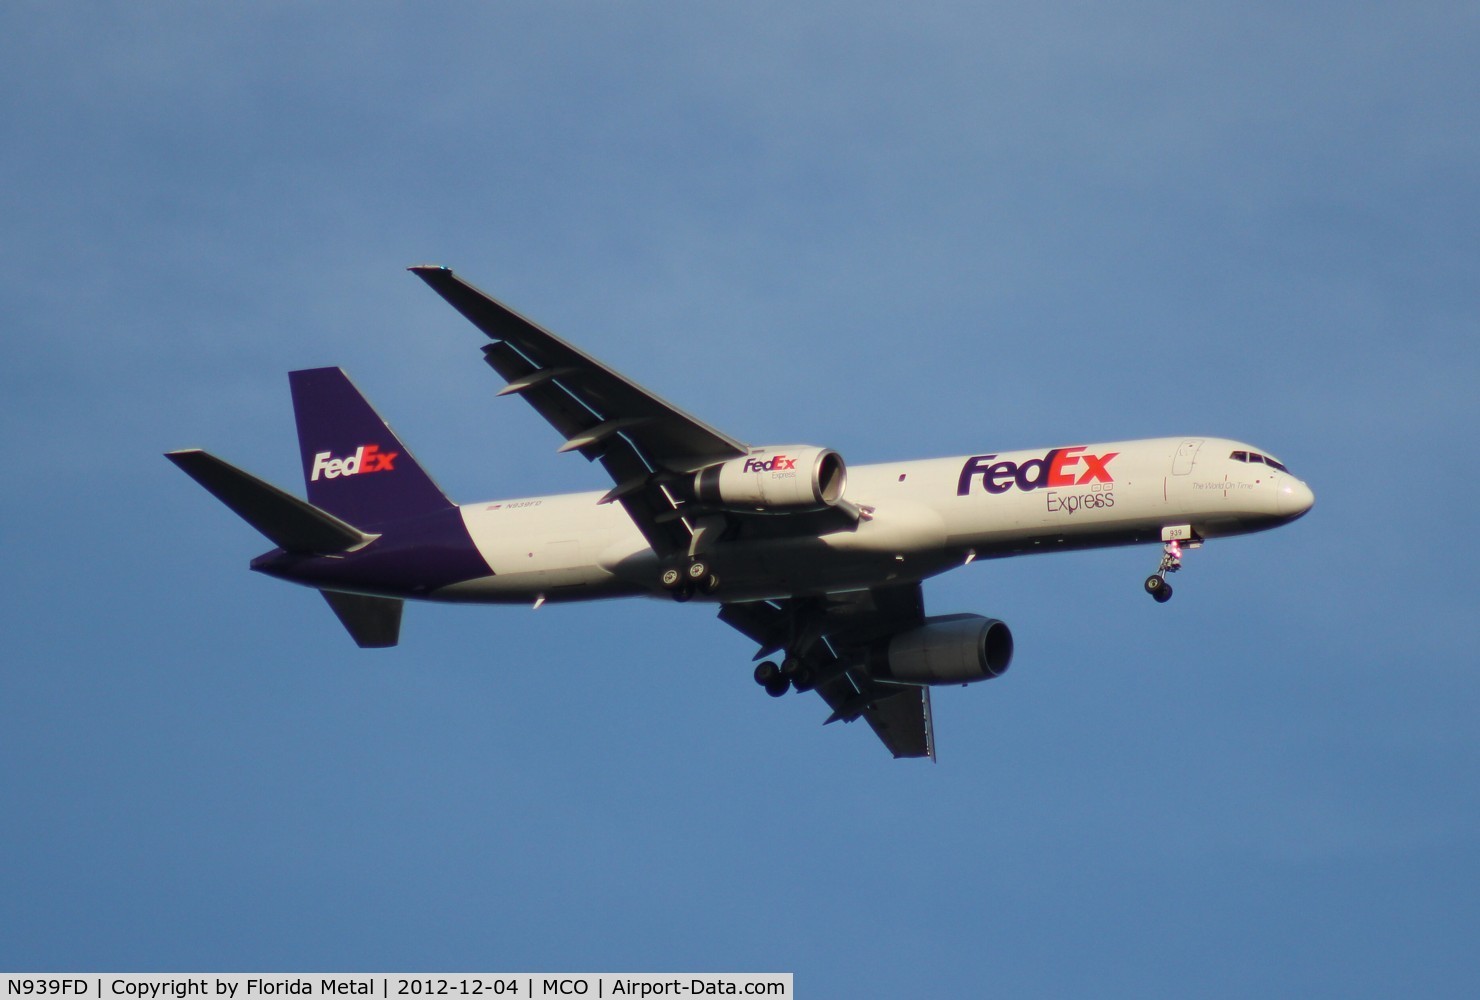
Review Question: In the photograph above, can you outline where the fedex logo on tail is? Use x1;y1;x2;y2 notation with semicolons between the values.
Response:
957;446;1118;496
743;455;797;473
310;444;398;481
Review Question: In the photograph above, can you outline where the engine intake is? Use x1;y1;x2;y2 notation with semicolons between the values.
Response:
870;614;1014;685
694;445;847;511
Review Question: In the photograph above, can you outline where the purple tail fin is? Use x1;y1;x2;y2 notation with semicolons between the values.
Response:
289;368;453;527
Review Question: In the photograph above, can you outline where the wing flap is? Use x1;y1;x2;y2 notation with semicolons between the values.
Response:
414;265;756;555
480;342;598;446
862;686;934;760
815;673;934;759
412;266;748;472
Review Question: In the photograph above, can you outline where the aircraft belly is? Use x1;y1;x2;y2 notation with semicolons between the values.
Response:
692;537;954;601
433;572;641;603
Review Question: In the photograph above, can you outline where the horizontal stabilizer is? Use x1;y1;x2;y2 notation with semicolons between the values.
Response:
320;590;403;648
166;449;373;554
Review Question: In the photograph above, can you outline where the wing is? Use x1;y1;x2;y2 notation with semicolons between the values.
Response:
410;265;749;556
719;583;937;760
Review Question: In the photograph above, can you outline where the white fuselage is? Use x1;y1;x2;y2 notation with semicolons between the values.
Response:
436;436;1313;605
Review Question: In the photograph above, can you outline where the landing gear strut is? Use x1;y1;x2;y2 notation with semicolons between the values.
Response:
1144;538;1183;603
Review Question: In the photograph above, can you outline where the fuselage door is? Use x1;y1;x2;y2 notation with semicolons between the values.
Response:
1172;438;1204;476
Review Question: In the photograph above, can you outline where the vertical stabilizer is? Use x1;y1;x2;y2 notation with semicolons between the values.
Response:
289;368;453;527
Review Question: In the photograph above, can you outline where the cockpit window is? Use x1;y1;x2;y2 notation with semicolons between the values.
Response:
1230;450;1291;473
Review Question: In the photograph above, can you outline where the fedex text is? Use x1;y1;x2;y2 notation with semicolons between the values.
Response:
957;447;1118;496
310;444;398;481
743;455;797;473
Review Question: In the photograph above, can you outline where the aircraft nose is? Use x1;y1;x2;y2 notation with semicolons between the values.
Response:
1278;477;1315;518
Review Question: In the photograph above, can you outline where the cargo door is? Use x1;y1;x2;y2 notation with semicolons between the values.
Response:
1172;439;1204;476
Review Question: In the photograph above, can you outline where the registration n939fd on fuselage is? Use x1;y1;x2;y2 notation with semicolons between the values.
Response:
168;267;1314;759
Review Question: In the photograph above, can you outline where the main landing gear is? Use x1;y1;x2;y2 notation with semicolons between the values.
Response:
661;559;719;601
753;657;814;697
1144;539;1183;603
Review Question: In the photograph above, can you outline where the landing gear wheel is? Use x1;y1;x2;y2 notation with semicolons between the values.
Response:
754;660;790;696
699;573;720;595
781;657;806;681
780;657;813;692
661;567;683;590
687;560;709;582
671;586;693;603
1145;575;1173;602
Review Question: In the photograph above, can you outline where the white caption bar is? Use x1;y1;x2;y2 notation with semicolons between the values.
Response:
4;976;791;1000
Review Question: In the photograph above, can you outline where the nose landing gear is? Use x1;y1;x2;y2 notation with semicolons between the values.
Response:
1144;537;1185;603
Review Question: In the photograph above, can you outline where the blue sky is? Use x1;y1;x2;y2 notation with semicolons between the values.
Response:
3;2;1477;995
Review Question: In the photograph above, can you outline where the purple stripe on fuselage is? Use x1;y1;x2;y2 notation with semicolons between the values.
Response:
251;506;489;598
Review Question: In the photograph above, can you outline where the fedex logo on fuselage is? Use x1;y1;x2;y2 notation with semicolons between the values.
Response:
310;443;398;481
743;455;797;473
957;446;1119;496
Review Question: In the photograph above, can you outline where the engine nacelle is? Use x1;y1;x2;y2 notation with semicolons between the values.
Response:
870;614;1014;685
693;445;847;511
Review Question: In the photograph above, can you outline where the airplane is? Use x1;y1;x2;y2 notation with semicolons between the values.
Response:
167;266;1315;759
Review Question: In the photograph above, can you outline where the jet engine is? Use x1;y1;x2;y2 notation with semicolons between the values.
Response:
693;445;847;511
869;614;1014;685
